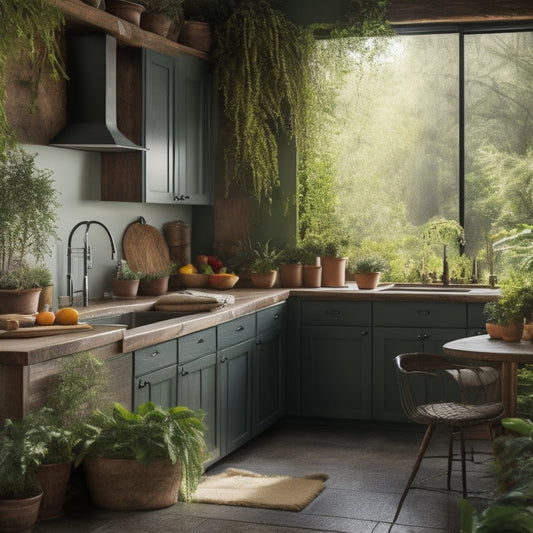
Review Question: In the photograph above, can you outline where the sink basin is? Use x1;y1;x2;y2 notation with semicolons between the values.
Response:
380;284;472;293
86;311;182;330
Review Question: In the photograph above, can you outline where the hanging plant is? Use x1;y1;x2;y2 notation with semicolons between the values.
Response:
214;0;314;204
0;0;67;159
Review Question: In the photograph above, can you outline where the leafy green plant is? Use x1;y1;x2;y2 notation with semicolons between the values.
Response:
0;147;60;286
280;245;305;265
249;240;283;273
115;260;142;281
142;0;184;24
485;276;533;325
0;0;66;158
80;401;208;501
0;266;52;289
140;263;177;282
353;256;389;273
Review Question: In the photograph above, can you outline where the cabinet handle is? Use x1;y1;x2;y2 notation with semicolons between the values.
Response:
196;338;205;344
417;333;429;340
235;325;244;332
180;369;189;377
151;350;160;358
417;310;430;316
173;194;190;202
256;340;263;345
361;330;368;336
325;309;340;315
273;313;280;320
417;334;423;340
220;356;228;363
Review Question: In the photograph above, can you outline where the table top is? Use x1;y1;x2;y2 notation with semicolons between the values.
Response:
444;334;533;364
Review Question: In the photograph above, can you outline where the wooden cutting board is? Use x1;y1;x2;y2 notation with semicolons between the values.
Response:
0;323;93;338
0;314;36;329
122;217;171;275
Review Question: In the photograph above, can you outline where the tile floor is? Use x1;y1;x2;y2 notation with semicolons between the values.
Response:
33;419;497;533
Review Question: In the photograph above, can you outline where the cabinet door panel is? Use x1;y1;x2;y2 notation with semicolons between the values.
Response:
301;326;372;419
134;339;177;377
134;365;177;410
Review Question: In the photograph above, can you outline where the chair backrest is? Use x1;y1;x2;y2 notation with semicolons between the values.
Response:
394;352;501;424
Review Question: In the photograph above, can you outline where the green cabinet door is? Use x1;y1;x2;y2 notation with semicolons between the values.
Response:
178;352;221;465
219;338;254;455
301;325;372;419
134;365;177;409
372;326;467;422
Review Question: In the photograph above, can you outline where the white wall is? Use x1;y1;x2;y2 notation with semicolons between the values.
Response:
26;144;191;306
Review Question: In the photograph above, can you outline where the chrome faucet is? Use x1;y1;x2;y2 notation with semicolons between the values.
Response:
67;221;117;306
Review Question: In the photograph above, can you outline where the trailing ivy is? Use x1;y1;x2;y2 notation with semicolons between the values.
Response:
0;0;67;159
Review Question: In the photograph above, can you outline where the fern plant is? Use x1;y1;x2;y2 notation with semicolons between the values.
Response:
0;0;66;159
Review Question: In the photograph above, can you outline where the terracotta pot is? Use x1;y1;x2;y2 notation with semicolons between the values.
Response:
302;264;322;288
178;21;213;52
36;460;74;521
138;276;169;296
141;12;173;38
83;457;181;510
320;256;348;287
0;492;42;532
486;322;524;342
112;279;139;298
38;285;54;312
106;0;145;26
354;272;381;290
279;263;303;288
251;271;278;289
0;287;42;314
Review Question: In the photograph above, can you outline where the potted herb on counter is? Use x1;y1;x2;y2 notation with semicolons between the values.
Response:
112;260;142;298
249;240;283;289
353;256;389;290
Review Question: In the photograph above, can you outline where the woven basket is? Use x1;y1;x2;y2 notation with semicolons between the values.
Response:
84;457;181;510
178;21;213;52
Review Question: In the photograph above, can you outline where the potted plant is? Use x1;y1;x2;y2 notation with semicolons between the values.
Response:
249;240;283;289
352;255;389;290
180;0;228;51
0;147;60;314
138;264;176;296
106;0;146;27
0;417;46;532
320;238;349;288
140;0;184;39
278;245;305;288
299;235;323;288
80;401;208;509
112;260;142;298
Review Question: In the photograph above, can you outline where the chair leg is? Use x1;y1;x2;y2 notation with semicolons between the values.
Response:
447;430;453;490
460;430;467;498
393;424;436;524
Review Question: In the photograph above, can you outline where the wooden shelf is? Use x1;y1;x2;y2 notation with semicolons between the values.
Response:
51;0;212;62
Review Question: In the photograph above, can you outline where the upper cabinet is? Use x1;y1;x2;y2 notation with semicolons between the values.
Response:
101;48;214;205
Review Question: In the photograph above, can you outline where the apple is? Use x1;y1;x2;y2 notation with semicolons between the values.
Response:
195;254;209;266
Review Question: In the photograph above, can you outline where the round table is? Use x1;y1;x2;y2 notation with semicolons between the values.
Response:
443;335;533;417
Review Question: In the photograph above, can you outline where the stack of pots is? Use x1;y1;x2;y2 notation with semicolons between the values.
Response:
163;220;191;289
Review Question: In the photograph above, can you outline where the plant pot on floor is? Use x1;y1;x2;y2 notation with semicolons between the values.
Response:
320;256;348;288
36;460;74;521
0;492;42;532
83;457;182;510
0;287;42;314
138;276;169;296
354;272;382;290
279;264;303;288
251;271;278;289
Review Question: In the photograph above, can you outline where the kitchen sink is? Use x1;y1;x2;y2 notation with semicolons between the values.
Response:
86;311;183;330
379;284;472;293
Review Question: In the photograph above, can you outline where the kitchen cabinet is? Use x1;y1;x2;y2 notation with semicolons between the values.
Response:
101;48;213;205
300;301;372;419
133;340;178;409
253;303;286;436
372;301;467;422
177;328;221;464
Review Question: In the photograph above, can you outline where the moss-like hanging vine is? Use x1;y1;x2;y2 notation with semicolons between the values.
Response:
0;0;66;159
214;0;313;204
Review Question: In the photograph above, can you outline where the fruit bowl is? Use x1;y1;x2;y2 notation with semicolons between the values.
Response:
208;274;239;290
179;273;210;288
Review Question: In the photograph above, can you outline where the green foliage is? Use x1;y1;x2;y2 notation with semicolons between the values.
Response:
0;0;66;158
0;147;60;281
214;0;313;203
280;245;305;265
115;260;142;280
0;266;52;289
81;402;208;501
486;273;533;325
353;255;389;273
142;0;184;23
0;417;47;498
140;263;177;282
517;365;533;418
249;240;283;273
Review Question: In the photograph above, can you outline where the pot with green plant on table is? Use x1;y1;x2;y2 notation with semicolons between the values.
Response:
299;236;324;288
112;260;142;298
0;147;60;315
79;401;208;510
249;240;283;289
140;0;184;39
320;239;349;288
138;264;176;296
278;245;305;288
353;256;389;290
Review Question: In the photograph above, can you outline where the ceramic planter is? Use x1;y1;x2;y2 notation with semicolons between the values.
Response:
112;279;139;298
0;492;42;532
251;271;278;289
83;457;181;510
140;12;173;38
320;256;348;287
302;265;322;288
138;276;169;296
178;21;213;52
36;460;74;520
106;0;145;26
0;287;42;314
354;272;381;290
486;321;524;342
279;263;303;288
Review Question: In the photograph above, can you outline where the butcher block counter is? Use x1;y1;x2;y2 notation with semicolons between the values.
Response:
0;284;499;421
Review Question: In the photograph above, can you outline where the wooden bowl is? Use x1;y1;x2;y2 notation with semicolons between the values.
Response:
208;274;239;290
179;273;210;288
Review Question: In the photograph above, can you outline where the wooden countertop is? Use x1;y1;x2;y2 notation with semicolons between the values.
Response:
0;284;499;366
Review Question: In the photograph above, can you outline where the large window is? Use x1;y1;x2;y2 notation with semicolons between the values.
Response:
300;29;533;283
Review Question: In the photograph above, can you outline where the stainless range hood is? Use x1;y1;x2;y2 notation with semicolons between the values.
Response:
50;34;146;152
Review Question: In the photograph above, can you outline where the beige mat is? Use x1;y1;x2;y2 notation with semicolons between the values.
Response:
193;468;328;512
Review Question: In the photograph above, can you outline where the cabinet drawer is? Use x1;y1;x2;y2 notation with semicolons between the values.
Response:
134;340;177;377
257;303;285;335
217;314;256;350
301;301;371;326
178;328;216;364
373;302;466;328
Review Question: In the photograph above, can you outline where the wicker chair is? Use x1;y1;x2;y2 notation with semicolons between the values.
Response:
392;352;505;524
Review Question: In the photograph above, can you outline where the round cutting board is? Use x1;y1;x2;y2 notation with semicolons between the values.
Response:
122;217;171;275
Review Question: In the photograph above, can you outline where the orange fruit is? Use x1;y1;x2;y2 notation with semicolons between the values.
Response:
55;307;79;325
179;264;198;274
35;310;55;326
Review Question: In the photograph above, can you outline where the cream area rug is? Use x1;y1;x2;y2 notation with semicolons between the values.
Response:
193;468;329;512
